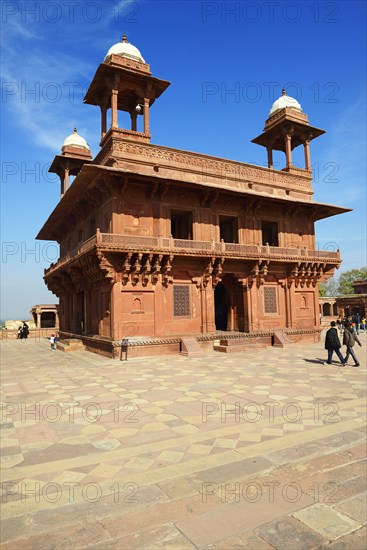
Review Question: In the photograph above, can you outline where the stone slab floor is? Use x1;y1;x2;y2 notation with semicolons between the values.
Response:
0;334;366;549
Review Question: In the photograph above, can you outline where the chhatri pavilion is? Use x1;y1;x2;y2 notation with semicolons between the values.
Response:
37;35;350;357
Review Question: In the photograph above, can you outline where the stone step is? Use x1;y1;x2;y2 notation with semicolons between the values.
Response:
214;344;267;353
180;337;204;357
214;338;268;353
56;339;84;352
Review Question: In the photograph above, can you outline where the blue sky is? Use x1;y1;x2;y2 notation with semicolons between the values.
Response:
1;0;366;319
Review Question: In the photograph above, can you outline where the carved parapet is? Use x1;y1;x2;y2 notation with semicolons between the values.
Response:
109;139;313;198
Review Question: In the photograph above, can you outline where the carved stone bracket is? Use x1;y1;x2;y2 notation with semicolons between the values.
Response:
287;260;327;288
97;251;116;284
141;254;153;286
203;257;215;288
162;254;174;287
212;257;225;287
151;254;163;285
121;252;133;285
131;253;143;286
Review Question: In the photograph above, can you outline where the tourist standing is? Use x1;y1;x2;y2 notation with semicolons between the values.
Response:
343;320;362;366
356;313;361;334
21;322;29;339
324;321;346;366
17;326;22;339
361;316;366;333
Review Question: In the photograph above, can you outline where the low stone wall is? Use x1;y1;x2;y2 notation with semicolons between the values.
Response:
51;328;321;359
1;328;57;340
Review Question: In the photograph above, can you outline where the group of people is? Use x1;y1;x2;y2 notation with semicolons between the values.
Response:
17;323;29;339
325;319;363;367
336;313;366;336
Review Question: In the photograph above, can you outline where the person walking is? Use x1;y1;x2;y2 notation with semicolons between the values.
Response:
361;316;366;333
17;326;22;339
343;320;362;367
50;334;56;351
324;321;346;366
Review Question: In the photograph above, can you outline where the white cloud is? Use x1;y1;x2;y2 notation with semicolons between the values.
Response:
1;19;96;153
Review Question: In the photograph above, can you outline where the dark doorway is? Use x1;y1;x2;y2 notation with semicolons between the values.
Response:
171;210;193;240
75;292;85;334
214;283;228;331
214;276;245;332
262;221;279;246
219;216;238;243
40;312;56;328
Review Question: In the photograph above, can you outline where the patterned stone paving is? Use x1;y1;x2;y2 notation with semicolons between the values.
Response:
0;334;366;549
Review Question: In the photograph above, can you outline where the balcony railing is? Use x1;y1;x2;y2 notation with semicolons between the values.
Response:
45;232;340;276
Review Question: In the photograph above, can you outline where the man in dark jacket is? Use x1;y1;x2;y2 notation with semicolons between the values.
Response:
343;320;362;366
324;321;346;366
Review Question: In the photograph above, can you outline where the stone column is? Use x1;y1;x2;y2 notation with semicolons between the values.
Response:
266;147;273;169
285;133;292;169
206;284;215;333
284;283;292;328
101;106;107;139
314;286;320;327
63;166;70;194
36;311;41;329
130;112;137;132
200;284;207;333
111;89;118;129
304;139;311;170
60;175;65;199
288;284;295;328
240;284;250;332
143;97;150;135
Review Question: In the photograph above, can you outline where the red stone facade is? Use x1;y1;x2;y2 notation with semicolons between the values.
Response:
37;38;350;357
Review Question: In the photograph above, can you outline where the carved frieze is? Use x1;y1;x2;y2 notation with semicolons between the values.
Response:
113;141;312;193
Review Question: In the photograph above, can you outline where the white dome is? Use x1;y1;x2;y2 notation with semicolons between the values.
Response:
62;128;90;151
104;34;145;63
270;89;302;116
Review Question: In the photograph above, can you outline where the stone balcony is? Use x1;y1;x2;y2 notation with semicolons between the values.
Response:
44;232;341;277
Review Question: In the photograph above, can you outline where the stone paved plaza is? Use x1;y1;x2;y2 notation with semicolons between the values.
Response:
1;335;366;549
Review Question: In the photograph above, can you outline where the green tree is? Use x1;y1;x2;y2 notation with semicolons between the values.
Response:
318;284;326;297
319;278;339;297
338;267;367;295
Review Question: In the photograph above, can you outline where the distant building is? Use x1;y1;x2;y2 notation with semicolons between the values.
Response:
30;304;59;329
319;297;339;319
37;36;350;357
336;280;367;317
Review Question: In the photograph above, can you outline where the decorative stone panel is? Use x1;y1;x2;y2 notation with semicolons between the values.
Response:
264;286;277;313
173;285;191;317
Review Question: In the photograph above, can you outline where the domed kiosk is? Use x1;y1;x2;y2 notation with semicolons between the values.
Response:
62;128;91;153
104;34;145;63
252;88;325;172
49;128;92;198
269;88;302;116
83;34;170;144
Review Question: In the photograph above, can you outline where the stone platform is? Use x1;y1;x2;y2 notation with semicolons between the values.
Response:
0;333;366;549
214;338;268;353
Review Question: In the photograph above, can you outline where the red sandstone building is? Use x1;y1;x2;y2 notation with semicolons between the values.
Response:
37;36;350;357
